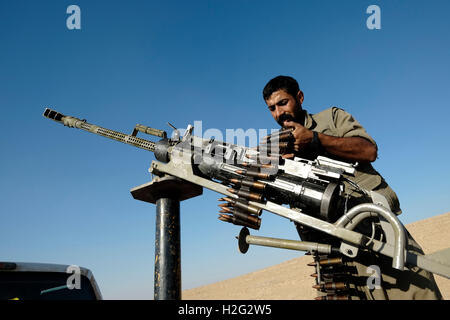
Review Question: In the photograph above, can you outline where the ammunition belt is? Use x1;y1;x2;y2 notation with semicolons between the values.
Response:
218;162;268;230
308;251;371;300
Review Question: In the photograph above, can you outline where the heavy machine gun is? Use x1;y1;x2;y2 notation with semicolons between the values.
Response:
43;108;450;291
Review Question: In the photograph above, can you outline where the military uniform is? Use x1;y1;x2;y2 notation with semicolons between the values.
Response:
295;106;442;300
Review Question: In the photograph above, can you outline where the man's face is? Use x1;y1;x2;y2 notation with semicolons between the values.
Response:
265;89;304;127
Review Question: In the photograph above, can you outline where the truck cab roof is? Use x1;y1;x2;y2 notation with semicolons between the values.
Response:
0;261;102;300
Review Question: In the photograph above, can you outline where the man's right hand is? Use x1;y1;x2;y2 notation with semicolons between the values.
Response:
282;120;314;152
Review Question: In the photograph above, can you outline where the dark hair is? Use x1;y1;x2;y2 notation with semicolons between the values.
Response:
262;75;300;101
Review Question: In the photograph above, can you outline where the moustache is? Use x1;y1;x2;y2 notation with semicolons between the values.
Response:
277;113;295;126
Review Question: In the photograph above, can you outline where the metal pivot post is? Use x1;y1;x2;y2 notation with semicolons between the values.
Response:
154;197;180;299
131;175;202;300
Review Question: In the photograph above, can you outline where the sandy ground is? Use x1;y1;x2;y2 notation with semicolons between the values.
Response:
183;212;450;300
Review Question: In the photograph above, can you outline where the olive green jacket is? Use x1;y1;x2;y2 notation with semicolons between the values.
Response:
301;107;401;215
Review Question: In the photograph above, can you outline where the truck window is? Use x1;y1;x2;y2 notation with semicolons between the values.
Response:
0;272;97;300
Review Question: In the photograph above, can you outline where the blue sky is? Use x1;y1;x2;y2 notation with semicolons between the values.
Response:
1;0;449;299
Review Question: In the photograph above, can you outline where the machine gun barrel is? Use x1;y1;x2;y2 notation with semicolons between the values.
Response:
43;108;157;153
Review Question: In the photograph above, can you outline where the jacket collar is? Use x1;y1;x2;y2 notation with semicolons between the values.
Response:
302;108;317;130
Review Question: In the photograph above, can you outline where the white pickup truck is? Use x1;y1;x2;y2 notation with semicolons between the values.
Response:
0;261;102;300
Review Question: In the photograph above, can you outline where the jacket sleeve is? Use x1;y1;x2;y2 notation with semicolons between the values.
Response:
331;107;377;148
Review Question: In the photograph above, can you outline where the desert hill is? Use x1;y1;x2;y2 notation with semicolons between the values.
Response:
183;212;450;300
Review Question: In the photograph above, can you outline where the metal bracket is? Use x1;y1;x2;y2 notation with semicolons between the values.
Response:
340;242;358;258
370;191;398;248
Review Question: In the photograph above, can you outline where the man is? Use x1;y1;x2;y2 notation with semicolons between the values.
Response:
262;75;442;300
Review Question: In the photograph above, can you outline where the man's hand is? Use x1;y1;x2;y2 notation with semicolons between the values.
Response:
283;120;313;151
280;120;377;163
